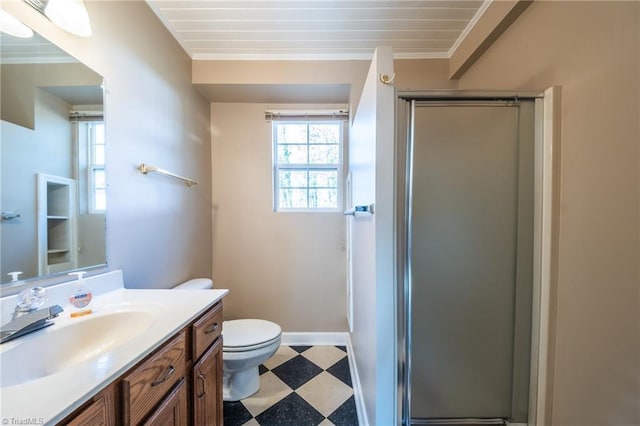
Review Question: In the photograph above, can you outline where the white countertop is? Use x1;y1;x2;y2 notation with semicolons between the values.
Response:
0;271;227;425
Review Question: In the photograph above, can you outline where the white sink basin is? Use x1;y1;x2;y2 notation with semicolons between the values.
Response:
1;310;154;388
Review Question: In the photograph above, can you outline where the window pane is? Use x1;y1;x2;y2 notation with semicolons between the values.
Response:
279;170;307;188
309;170;337;188
94;189;106;211
94;145;106;165
94;169;106;188
277;124;307;144
273;120;342;211
309;145;339;164
95;123;105;144
279;188;307;209
309;124;340;144
309;188;337;208
278;145;307;164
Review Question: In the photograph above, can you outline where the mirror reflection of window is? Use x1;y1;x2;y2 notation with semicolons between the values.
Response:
73;116;107;273
73;117;105;215
89;122;106;213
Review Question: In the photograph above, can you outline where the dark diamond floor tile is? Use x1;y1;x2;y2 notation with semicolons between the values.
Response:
255;392;324;426
290;345;312;353
223;400;253;426
335;345;347;353
271;355;323;390
327;395;358;426
259;364;269;375
326;356;352;387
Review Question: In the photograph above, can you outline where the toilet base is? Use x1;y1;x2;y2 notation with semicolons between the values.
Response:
223;365;260;401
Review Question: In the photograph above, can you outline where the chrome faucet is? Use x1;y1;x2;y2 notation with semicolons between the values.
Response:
12;286;47;320
1;287;64;344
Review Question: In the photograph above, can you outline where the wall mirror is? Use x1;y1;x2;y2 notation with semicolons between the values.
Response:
1;28;106;288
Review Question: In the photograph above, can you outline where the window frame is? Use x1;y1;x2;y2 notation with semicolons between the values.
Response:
272;119;344;212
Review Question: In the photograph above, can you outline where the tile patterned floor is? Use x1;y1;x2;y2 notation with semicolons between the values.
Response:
223;345;359;426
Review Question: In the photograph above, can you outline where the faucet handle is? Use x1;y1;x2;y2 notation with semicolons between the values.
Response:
7;271;23;282
16;287;47;311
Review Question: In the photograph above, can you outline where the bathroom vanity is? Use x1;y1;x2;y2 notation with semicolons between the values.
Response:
0;271;227;425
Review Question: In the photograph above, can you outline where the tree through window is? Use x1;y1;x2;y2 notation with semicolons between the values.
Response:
273;120;343;211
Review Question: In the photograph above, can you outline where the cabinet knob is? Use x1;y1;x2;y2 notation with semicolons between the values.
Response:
204;322;219;334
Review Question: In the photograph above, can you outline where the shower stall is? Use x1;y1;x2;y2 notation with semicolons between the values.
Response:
396;96;539;425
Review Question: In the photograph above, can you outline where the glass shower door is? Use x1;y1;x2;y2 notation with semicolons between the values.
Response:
407;101;534;424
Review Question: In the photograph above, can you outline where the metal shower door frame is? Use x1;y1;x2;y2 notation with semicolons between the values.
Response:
394;90;554;426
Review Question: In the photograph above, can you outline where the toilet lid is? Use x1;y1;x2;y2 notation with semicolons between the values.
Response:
222;319;281;348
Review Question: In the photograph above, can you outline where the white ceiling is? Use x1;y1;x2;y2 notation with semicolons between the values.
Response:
146;0;489;60
0;32;76;64
0;33;103;105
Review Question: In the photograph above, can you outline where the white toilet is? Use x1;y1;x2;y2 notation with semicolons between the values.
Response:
173;278;281;401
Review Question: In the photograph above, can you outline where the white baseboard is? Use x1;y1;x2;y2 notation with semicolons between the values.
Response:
280;332;348;346
346;333;369;426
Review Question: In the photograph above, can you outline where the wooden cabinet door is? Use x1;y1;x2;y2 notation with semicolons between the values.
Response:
193;338;223;426
143;379;188;426
65;387;115;426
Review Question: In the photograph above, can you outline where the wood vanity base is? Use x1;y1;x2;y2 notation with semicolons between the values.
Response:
60;301;223;426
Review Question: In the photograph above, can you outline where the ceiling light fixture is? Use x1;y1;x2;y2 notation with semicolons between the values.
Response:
0;9;34;38
24;0;92;37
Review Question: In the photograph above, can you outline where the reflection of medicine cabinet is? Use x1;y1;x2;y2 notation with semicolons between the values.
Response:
37;174;78;275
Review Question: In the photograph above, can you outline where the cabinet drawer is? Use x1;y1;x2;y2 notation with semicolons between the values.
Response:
193;303;223;360
123;331;187;425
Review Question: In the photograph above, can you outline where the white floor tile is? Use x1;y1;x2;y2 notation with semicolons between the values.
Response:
262;345;298;370
296;371;354;417
301;346;347;369
242;371;293;417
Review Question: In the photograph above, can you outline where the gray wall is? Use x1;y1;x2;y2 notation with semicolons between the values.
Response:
4;1;213;288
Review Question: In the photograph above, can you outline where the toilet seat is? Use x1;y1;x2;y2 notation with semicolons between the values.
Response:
223;319;281;353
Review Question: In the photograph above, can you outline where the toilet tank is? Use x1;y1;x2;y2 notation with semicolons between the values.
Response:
173;278;213;290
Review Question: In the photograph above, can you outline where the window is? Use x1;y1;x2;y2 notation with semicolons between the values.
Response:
88;122;106;213
273;120;343;211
